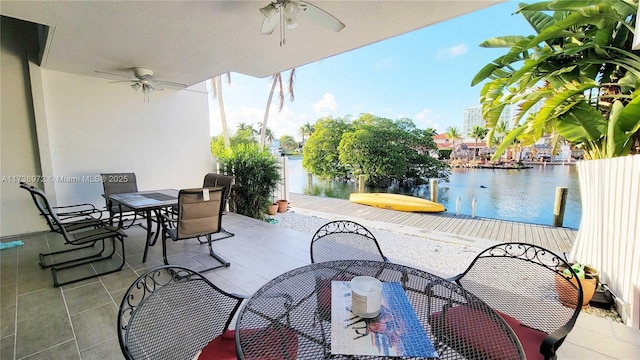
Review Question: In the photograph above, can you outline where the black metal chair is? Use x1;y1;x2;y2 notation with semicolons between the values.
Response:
437;242;583;360
118;265;246;360
118;265;299;360
19;182;104;234
310;220;388;263
159;187;231;272
101;172;141;228
19;183;127;286
202;173;235;239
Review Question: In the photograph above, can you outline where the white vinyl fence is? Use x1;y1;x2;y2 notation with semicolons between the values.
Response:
571;155;640;328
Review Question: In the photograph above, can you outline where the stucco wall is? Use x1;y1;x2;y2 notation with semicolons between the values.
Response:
41;69;212;208
1;19;213;237
0;18;48;236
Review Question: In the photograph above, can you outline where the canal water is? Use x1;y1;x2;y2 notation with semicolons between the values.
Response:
287;157;582;229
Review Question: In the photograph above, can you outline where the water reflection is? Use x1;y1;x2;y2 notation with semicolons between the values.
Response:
287;156;581;229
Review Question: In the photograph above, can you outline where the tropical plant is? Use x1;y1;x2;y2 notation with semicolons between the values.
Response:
472;0;640;160
338;115;449;187
469;125;487;162
260;68;296;149
211;73;231;148
299;122;314;143
217;143;281;219
445;126;462;160
302;116;351;178
279;135;298;153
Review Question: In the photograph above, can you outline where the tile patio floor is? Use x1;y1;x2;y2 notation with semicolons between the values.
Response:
1;211;638;359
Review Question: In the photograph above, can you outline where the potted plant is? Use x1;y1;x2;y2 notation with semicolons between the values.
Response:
217;143;281;220
555;263;598;308
473;0;640;325
277;199;289;213
268;202;278;215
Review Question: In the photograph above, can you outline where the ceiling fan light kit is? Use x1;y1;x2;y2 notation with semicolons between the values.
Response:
95;67;187;102
259;0;344;46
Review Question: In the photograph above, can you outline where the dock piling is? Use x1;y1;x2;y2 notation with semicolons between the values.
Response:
553;187;568;227
430;179;438;203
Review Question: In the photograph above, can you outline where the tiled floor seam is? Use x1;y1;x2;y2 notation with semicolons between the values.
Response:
60;282;84;359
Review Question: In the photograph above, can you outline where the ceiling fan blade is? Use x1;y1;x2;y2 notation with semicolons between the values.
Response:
261;15;279;35
95;70;134;79
146;81;164;91
298;1;345;32
108;80;137;84
156;79;188;88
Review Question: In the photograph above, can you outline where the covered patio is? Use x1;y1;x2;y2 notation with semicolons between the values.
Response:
2;1;640;359
2;209;639;359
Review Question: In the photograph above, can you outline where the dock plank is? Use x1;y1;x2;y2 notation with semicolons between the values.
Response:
288;193;578;253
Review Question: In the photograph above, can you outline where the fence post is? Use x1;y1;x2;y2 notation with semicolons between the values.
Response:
358;175;365;193
553;187;568;227
456;197;461;216
430;179;438;202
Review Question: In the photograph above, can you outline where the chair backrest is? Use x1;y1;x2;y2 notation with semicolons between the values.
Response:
203;173;234;211
118;265;245;360
310;220;387;263
19;183;69;237
176;187;224;239
453;242;582;337
101;173;138;212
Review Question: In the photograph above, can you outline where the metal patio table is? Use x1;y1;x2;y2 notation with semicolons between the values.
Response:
235;260;525;359
106;189;179;262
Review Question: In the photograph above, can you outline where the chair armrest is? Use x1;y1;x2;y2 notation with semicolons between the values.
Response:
55;203;103;219
540;321;574;359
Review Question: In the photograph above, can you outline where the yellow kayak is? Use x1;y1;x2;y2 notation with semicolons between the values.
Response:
349;193;445;213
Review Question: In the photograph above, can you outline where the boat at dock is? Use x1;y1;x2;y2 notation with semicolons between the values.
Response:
349;193;446;213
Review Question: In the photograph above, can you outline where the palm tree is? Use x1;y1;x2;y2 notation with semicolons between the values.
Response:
257;123;276;147
469;125;487;162
445;126;462;160
211;73;231;148
260;68;296;149
472;0;640;159
299;122;314;143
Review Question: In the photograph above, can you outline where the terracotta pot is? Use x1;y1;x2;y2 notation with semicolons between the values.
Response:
267;203;278;215
277;199;288;213
555;272;597;308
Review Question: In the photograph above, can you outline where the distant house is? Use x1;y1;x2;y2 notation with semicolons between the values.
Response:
432;133;487;159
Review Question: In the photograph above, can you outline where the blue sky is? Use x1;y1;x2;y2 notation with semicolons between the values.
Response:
209;1;537;141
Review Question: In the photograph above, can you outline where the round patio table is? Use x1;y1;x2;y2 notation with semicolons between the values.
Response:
235;260;525;359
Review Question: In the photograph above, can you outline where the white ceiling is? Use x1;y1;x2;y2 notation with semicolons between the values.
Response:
1;0;504;87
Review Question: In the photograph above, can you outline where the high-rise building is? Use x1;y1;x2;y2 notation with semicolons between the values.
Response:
462;104;518;140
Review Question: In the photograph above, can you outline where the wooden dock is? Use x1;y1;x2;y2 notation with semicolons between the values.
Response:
288;193;578;254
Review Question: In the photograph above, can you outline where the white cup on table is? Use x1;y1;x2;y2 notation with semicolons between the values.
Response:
351;276;382;318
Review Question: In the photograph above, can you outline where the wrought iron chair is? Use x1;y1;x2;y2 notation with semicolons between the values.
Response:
310;220;391;327
19;183;127;286
101;172;141;228
310;220;389;263
118;265;299;360
159;187;231;272
202;173;235;240
435;242;583;360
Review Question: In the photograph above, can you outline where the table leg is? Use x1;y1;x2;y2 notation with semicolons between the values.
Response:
142;209;154;263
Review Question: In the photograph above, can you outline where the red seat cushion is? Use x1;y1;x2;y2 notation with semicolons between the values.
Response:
495;310;547;360
197;328;299;360
431;305;543;360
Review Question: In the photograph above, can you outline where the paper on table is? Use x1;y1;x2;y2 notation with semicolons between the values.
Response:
330;281;438;357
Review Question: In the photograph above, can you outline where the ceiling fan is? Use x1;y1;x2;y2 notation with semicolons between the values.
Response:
259;0;345;46
95;67;187;101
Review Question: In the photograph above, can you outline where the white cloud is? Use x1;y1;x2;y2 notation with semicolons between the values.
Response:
414;108;441;132
372;58;393;69
437;44;468;59
311;93;337;114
